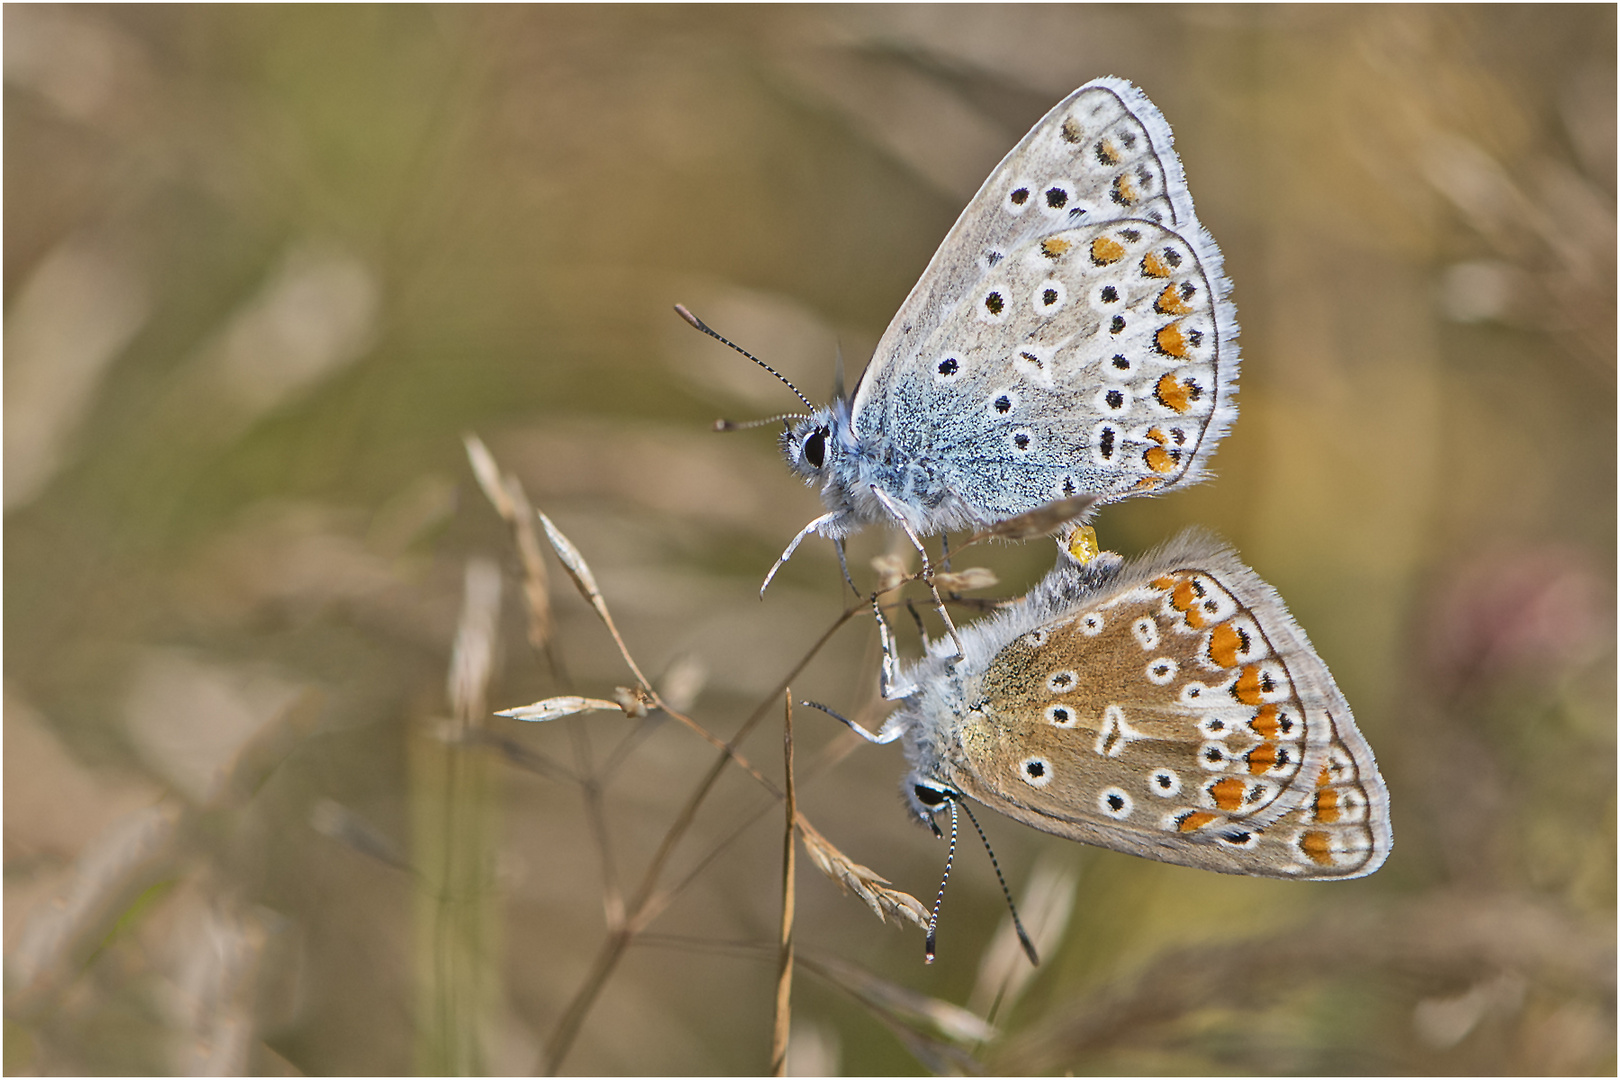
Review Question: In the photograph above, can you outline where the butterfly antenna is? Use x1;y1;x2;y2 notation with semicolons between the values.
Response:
832;339;846;402
958;800;1039;966
925;798;960;964
713;413;807;432
674;303;815;412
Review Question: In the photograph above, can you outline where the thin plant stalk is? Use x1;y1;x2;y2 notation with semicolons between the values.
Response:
771;692;796;1077
541;605;856;1074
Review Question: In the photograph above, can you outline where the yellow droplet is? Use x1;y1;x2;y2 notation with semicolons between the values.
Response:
1065;525;1101;564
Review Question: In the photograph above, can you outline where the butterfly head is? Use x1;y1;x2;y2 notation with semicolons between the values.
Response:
902;774;956;837
780;399;854;483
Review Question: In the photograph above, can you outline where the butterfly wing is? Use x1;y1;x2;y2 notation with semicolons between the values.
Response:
943;537;1389;880
850;79;1238;523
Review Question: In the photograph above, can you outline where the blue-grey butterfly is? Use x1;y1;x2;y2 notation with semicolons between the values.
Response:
843;531;1390;883
761;78;1239;590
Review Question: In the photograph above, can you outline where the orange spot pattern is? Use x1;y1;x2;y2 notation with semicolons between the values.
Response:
1232;664;1264;705
1209;777;1246;812
1141;251;1171;278
1299;830;1334;865
1153;284;1192;316
1250;703;1280;738
1041;237;1071;260
1168;577;1207;629
1112;174;1138;205
1207;621;1243;667
1246;741;1279;775
1155;373;1195;414
1143;428;1176;474
1091;237;1126;265
1155;323;1189;359
1314;787;1341;824
1095;136;1120;163
1178;810;1219;833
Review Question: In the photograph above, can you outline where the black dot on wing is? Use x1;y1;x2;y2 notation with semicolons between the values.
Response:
1105;390;1124;409
1045;186;1069;209
1163;248;1182;267
1099;427;1116;458
1011;187;1030;205
1155;774;1174;789
1109;315;1126;334
1204;747;1223;762
1100;285;1119;303
985;291;1005;315
995;395;1012;413
1062;476;1076;495
1014;432;1030;450
938;357;958;376
1042;288;1059;306
1121;228;1141;242
1121;130;1138;149
1181;281;1196;300
1052;707;1069;722
1026;760;1045;778
1106;793;1126;811
1112;354;1130;370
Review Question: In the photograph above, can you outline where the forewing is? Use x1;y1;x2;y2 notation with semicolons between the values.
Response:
947;550;1388;880
874;217;1236;523
852;80;1233;466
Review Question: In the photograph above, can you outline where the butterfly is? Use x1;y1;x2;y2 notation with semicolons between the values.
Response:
845;530;1390;882
761;78;1239;596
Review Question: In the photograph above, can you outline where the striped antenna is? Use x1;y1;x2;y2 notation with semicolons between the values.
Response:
674;303;814;412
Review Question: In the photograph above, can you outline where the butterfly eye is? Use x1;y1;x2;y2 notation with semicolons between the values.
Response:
803;427;828;469
913;784;949;807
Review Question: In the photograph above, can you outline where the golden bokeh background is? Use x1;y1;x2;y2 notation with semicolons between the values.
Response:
5;6;1613;1075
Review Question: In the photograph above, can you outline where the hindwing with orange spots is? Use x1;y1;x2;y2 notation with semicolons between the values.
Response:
927;535;1389;880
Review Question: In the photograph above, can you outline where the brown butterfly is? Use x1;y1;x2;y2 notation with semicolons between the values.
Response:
856;530;1391;881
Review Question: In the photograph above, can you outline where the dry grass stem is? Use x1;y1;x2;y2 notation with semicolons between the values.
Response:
497;695;625;723
933;567;999;593
536;510;653;691
463;433;514;518
870;552;911;594
463;434;557;657
448;557;502;728
797;953;998;1045
543;604;858;1072
771;693;796;1077
6;804;184;1009
796;816;929;931
309;799;415;874
968;856;1080;1021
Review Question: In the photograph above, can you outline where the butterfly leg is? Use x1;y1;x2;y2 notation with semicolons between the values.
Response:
833;537;860;596
798;698;899;744
867;486;964;661
873;596;920;701
761;511;844;597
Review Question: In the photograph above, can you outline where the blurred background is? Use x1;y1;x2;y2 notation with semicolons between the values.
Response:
5;5;1614;1075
